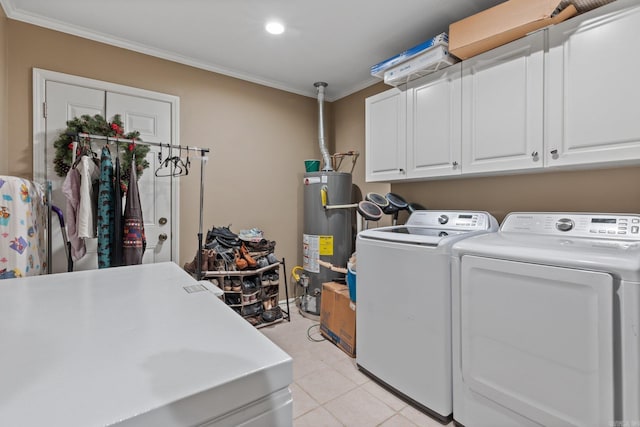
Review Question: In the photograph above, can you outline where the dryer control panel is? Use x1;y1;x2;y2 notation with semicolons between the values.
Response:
406;211;493;230
501;212;640;239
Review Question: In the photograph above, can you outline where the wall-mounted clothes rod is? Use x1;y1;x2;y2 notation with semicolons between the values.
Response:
73;131;210;279
74;132;210;155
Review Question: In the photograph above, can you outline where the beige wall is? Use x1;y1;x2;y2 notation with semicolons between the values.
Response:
0;7;7;175
334;84;640;225
393;166;640;224
6;19;320;290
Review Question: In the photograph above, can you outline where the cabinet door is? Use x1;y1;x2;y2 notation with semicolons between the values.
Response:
546;0;640;168
407;63;462;179
461;32;544;175
365;87;407;182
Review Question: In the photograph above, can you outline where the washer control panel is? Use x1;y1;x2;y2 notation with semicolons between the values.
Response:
501;213;640;239
406;211;492;230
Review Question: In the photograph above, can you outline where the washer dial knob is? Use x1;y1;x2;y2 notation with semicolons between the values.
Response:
556;218;574;232
438;215;449;225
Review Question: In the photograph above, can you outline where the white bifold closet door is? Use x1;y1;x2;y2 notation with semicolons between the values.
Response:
44;82;173;272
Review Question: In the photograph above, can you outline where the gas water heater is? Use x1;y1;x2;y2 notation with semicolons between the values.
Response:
301;171;352;315
300;82;353;315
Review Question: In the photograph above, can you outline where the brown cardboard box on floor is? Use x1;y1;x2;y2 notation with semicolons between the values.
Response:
320;282;356;358
449;0;577;60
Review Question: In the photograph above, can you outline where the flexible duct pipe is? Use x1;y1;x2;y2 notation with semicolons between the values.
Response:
314;82;333;171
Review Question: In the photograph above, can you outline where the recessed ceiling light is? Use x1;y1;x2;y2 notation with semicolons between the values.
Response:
265;21;285;35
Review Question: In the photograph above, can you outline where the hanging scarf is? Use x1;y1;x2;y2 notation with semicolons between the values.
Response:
112;156;123;267
61;167;85;261
97;146;114;268
122;156;146;265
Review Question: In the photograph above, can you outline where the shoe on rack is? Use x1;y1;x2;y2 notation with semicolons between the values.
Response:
269;272;280;286
273;305;283;319
231;278;242;292
217;235;241;248
261;273;271;287
262;307;282;323
184;249;209;273
204;238;219;250
240;244;257;268
211;254;220;270
266;253;279;265
234;249;248;270
246;238;276;252
209;225;241;247
246;316;261;326
244;302;263;316
206;249;217;268
256;257;269;269
239;228;264;242
226;294;241;305
242;279;256;293
223;278;232;291
212;258;225;272
208;225;238;240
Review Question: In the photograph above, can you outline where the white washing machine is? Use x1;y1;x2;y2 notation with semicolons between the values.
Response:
356;210;498;423
451;212;640;427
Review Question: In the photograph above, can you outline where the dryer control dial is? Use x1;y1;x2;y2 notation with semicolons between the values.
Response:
438;215;449;225
556;218;574;232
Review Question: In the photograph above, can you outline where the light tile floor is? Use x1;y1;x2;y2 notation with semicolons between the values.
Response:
260;307;454;427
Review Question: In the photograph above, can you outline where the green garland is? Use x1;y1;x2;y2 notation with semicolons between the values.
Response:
53;114;150;189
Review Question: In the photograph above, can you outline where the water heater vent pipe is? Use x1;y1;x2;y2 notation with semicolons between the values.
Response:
314;82;333;171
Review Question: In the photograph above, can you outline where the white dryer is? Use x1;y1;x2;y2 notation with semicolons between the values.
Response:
356;210;498;423
451;212;640;427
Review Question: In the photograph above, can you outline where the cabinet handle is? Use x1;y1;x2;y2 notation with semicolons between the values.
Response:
452;161;458;167
550;149;558;155
531;151;538;158
398;168;405;174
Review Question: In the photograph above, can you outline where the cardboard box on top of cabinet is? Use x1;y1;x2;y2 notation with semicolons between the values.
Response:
320;282;356;358
449;0;578;60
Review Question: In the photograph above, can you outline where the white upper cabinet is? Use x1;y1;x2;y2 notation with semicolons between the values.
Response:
406;63;462;179
461;31;544;175
365;87;407;182
364;0;640;182
546;0;640;168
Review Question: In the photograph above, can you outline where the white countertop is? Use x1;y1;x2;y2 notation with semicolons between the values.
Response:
0;262;292;426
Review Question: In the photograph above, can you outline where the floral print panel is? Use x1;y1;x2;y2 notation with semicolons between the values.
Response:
0;176;47;279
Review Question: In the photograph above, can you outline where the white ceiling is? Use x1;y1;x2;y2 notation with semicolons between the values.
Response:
0;0;505;101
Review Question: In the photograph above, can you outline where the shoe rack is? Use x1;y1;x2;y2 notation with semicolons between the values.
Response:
203;259;291;328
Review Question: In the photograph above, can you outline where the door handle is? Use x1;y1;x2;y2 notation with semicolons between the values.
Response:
158;233;168;242
159;217;168;225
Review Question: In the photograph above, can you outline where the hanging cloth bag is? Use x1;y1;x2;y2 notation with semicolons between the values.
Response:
122;155;146;265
